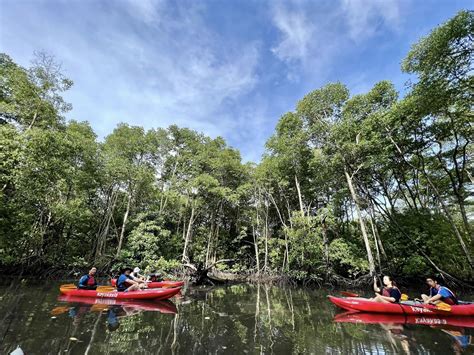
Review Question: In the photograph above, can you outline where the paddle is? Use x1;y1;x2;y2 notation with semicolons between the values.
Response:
341;290;409;301
51;306;71;315
410;298;452;312
60;283;116;292
340;291;359;297
96;286;116;292
433;301;452;312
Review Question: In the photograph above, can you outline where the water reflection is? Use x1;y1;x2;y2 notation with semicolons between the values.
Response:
334;311;474;354
1;282;473;354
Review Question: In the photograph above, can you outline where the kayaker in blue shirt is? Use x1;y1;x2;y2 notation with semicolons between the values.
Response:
78;267;98;290
116;268;142;292
421;277;458;305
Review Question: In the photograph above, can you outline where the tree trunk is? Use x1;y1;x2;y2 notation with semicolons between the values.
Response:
27;111;38;131
205;211;215;268
388;134;473;268
368;216;382;270
321;218;330;275
263;203;269;272
267;190;289;271
182;203;195;263
116;191;132;257
295;175;304;215
252;225;260;274
344;167;376;276
457;194;472;242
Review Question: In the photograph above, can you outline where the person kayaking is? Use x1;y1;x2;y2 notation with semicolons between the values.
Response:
116;267;142;292
421;277;458;305
77;267;98;290
131;267;146;283
371;275;401;303
147;271;163;282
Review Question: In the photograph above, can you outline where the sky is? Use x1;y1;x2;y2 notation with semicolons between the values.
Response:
0;0;471;162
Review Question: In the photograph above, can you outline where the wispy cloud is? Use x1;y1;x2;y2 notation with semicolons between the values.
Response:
123;0;166;24
1;0;260;149
270;0;404;65
269;0;406;90
271;2;314;63
340;0;402;41
2;0;468;162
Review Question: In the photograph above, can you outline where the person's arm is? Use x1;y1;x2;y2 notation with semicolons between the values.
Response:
424;294;442;304
373;276;380;293
78;275;88;287
125;276;139;285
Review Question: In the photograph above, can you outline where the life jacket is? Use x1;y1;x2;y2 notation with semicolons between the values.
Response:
382;286;401;303
439;286;458;305
78;274;95;288
117;274;131;291
87;275;96;286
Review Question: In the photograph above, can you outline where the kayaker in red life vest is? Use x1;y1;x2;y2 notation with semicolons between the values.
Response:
116;268;142;292
371;275;402;303
78;267;98;290
421;277;458;305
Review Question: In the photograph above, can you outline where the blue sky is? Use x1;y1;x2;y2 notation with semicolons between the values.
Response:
1;0;471;162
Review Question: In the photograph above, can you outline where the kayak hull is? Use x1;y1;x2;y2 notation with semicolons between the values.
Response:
60;286;181;300
328;296;474;316
57;295;178;314
334;311;474;328
110;279;184;288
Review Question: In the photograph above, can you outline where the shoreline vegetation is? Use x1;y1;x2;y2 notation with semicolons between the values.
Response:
1;11;473;289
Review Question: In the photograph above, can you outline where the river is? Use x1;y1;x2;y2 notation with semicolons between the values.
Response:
1;281;472;354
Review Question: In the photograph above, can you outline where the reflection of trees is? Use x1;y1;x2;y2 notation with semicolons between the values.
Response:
2;283;471;354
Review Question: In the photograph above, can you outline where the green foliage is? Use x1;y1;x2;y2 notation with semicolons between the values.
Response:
329;239;369;278
1;11;472;282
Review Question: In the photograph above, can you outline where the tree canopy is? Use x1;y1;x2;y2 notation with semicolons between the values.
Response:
1;11;472;282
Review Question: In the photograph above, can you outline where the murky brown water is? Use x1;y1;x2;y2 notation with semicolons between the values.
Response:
1;281;473;354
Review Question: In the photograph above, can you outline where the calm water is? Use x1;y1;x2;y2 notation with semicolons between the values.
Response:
1;281;473;354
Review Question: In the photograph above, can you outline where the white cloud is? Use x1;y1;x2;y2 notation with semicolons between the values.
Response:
1;0;261;156
271;3;314;63
271;0;403;66
341;0;402;41
123;0;166;25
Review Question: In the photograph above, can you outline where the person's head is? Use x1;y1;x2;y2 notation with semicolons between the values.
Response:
123;267;132;275
89;267;97;275
426;277;439;288
133;267;140;275
383;275;396;287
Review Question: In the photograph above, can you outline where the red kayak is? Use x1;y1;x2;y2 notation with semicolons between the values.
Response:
58;295;178;314
110;279;184;289
60;285;181;300
334;311;474;328
328;296;474;316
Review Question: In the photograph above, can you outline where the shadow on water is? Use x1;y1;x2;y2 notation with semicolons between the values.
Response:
1;281;473;354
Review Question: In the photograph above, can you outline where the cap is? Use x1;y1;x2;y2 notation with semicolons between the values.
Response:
133;267;140;273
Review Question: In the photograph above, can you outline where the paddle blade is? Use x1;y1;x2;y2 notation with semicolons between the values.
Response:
91;304;110;312
51;306;70;315
436;302;452;312
340;291;359;297
96;286;116;292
